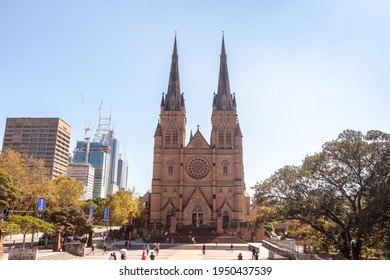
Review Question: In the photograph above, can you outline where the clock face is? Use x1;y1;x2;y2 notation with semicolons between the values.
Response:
187;156;210;179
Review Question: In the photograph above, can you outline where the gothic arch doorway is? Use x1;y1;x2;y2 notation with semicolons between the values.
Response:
192;204;204;226
223;211;229;223
166;209;172;226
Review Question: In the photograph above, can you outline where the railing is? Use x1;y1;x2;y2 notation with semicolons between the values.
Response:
262;240;298;260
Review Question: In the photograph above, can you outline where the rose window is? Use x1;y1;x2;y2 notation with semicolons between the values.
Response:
187;157;209;179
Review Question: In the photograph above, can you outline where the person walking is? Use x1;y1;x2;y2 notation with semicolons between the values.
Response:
146;243;150;255
156;244;160;256
202;244;206;255
103;242;108;254
90;244;95;255
252;248;256;259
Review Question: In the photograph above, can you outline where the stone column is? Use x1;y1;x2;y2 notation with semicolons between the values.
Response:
170;216;177;233
217;216;223;234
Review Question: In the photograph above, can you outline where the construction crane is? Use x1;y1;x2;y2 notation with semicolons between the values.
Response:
81;95;105;163
93;101;111;145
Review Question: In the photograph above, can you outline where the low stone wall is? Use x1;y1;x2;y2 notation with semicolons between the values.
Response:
64;242;87;257
270;239;296;250
8;248;38;260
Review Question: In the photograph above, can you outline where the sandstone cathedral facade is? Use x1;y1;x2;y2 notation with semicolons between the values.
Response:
147;36;251;235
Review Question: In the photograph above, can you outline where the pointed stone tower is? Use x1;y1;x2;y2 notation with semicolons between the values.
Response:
210;35;248;223
150;36;187;224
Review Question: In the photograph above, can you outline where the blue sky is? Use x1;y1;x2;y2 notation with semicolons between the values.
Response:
1;0;389;197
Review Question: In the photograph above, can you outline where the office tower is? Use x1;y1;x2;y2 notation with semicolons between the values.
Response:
73;141;110;198
2;117;71;178
67;162;95;200
117;153;128;190
106;130;119;195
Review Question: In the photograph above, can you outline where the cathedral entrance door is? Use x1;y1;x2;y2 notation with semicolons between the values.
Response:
192;213;204;226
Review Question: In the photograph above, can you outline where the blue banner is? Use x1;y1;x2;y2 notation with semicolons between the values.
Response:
89;208;94;220
37;198;46;211
103;207;109;222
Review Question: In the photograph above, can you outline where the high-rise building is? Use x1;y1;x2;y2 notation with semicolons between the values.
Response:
67;162;95;200
73;141;110;198
117;153;129;190
148;36;250;232
106;130;119;195
2;117;71;178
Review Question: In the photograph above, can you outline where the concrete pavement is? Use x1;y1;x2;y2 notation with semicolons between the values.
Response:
2;239;270;261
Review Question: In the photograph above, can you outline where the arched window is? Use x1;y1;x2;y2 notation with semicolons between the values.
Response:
165;129;171;145
222;160;229;175
173;129;178;144
218;129;224;145
168;161;174;175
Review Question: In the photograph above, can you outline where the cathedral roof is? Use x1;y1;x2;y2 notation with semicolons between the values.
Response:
186;128;210;148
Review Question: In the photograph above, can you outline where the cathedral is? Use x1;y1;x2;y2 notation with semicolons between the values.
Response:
148;36;251;235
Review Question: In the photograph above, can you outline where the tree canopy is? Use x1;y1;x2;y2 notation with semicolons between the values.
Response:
253;130;390;259
0;169;19;210
49;175;84;208
106;189;140;226
45;206;93;238
8;215;53;249
0;150;51;211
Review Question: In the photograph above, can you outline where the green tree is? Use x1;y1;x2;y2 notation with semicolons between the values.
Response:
86;197;107;225
250;205;277;234
0;150;52;211
0;169;20;258
0;169;20;210
45;206;93;251
107;189;140;226
8;215;53;249
49;175;84;208
0;220;20;259
253;130;390;259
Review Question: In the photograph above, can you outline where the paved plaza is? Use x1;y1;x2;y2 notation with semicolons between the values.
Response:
2;238;270;261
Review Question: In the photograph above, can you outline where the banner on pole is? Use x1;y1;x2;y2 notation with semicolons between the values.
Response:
103;207;109;223
37;198;46;211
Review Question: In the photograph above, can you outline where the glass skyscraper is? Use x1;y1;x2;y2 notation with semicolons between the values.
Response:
73;141;111;198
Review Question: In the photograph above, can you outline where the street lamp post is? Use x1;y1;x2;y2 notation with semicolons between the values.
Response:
350;239;357;260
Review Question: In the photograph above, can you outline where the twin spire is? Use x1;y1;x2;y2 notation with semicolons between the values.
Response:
161;34;235;112
162;35;184;111
213;35;235;111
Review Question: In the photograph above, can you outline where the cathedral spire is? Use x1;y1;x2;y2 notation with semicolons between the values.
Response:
164;34;184;111
214;33;234;111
